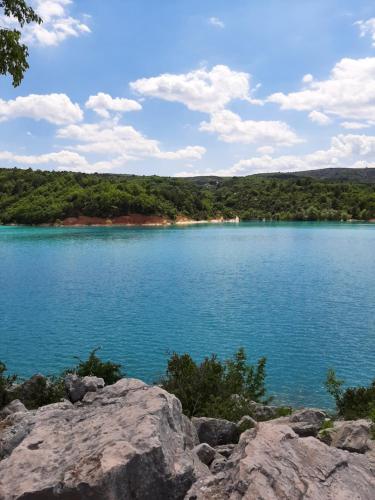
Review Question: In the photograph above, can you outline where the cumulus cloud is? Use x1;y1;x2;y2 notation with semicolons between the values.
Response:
57;122;206;162
0;94;83;124
199;109;302;146
308;110;332;125
130;65;256;113
0;149;90;169
268;57;375;122
208;17;225;29
356;18;375;47
341;121;371;130
1;0;91;46
85;93;142;118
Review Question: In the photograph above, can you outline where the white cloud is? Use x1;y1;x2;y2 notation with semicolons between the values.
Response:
1;0;91;47
302;74;314;83
85;93;142;118
199;109;302;146
341;121;371;130
130;65;256;113
177;134;375;177
268;57;375;122
257;146;275;155
57;122;206;161
0;149;89;169
0;94;83;124
308;110;332;125
208;17;225;29
356;18;375;47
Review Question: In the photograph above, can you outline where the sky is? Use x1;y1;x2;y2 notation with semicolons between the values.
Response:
1;0;375;177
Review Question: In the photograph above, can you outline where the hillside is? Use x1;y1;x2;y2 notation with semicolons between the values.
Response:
0;167;374;225
265;168;375;184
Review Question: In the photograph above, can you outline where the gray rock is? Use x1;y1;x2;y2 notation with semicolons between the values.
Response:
193;443;216;466
0;400;27;419
182;414;200;449
192;417;239;447
237;415;257;433
247;401;281;421
64;374;105;403
0;378;208;500
288;408;326;437
186;421;375;499
320;419;373;453
210;456;227;474
214;444;236;458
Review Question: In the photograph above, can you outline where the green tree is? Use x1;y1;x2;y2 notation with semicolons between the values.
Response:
0;0;42;86
67;348;124;385
160;348;271;421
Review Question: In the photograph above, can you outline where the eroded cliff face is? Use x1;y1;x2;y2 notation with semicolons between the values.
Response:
0;378;374;500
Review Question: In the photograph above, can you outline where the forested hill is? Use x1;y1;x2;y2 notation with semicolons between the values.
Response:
0;167;374;225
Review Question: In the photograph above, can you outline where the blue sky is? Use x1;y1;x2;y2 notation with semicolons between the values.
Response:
1;0;375;176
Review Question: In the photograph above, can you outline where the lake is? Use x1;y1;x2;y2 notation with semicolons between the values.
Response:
0;222;374;408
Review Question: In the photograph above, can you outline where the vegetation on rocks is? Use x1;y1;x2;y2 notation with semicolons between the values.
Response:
160;348;270;421
325;369;375;424
0;167;375;224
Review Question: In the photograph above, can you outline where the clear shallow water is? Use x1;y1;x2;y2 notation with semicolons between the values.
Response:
0;222;374;408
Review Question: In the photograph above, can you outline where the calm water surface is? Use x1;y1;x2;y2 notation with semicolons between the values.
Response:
0;222;374;408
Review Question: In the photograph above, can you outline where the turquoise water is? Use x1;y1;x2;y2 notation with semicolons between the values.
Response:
0;222;374;408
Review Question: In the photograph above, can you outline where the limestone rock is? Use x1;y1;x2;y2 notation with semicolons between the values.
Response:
192;417;239;447
186;421;375;499
237;415;257;433
210;455;228;474
319;419;373;453
193;443;216;466
0;400;27;419
247;401;281;421
288;408;326;437
0;378;207;500
214;444;236;458
64;374;105;403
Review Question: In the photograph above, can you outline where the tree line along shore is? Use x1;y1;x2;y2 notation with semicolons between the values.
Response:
0;167;374;225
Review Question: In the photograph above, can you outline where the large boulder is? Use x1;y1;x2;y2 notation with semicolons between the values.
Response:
319;419;373;453
64;374;105;403
288;408;326;437
0;400;27;419
192;417;239;447
186;421;375;499
0;378;207;500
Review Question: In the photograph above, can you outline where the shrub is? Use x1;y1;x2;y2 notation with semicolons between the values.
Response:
0;362;17;410
66;348;124;385
160;348;271;420
325;369;375;420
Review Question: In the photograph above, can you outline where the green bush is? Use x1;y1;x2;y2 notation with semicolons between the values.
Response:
0;362;17;410
66;348;124;385
325;369;375;420
160;348;271;420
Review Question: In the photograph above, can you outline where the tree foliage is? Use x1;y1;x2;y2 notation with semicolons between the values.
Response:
0;168;374;225
66;348;124;385
160;348;270;421
325;369;375;421
0;0;42;86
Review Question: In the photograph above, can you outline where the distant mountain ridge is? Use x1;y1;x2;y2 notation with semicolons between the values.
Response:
263;168;375;184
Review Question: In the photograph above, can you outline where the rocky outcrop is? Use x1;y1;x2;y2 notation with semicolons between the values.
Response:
192;417;240;447
318;419;373;453
187;421;375;499
1;378;374;500
64;374;105;403
0;379;207;500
